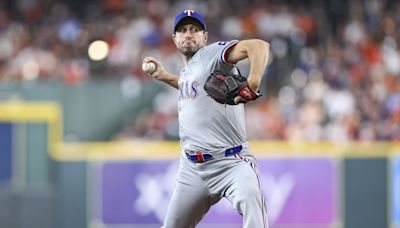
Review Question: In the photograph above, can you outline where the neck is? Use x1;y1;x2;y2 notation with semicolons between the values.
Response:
182;53;194;63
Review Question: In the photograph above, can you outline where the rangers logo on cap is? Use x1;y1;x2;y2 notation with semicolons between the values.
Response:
184;10;194;16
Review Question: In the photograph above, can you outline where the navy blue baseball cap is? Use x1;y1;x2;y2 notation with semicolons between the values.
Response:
173;10;206;33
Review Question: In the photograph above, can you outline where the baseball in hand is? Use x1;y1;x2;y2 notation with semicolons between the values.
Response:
142;62;157;74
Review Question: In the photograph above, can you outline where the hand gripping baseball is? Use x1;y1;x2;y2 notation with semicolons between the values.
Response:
142;62;157;74
142;57;167;80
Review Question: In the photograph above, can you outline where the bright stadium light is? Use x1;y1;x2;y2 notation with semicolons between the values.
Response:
22;60;39;80
88;40;109;61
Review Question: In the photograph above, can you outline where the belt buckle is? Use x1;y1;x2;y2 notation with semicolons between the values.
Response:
186;150;212;163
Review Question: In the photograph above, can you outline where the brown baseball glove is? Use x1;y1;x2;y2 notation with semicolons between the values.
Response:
204;69;260;105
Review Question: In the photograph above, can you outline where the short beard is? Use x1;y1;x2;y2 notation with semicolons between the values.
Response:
179;46;198;60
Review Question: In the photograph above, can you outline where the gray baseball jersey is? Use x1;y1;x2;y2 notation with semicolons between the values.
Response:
163;40;269;228
178;40;248;153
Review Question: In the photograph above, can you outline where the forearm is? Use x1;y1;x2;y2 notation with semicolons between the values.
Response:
157;72;179;89
142;57;179;89
245;40;270;92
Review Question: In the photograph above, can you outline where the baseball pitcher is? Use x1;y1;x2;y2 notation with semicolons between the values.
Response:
142;9;270;228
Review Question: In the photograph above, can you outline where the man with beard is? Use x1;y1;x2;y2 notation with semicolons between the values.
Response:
143;9;270;228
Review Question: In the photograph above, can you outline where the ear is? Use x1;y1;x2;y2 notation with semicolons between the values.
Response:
203;31;208;43
172;34;178;47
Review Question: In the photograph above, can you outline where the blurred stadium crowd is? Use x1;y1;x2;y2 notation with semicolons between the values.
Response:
0;0;399;141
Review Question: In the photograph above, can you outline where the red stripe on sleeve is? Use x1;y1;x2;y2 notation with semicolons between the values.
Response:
221;40;239;64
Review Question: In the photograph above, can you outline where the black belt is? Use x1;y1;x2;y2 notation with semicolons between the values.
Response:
185;145;243;163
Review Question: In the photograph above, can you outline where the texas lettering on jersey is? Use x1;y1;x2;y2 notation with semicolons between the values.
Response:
178;80;200;101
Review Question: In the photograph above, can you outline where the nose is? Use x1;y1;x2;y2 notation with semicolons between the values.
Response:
183;30;193;39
